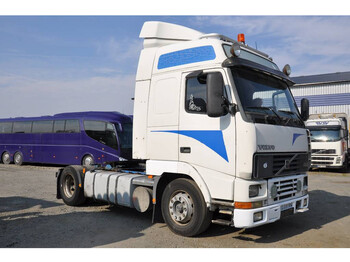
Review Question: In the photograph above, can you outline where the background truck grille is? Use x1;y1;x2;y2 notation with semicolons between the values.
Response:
311;149;336;154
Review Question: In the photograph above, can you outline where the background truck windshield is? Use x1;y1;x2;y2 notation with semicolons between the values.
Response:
232;67;303;127
309;127;342;142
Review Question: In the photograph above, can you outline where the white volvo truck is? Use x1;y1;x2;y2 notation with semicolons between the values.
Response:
56;21;311;237
306;113;349;170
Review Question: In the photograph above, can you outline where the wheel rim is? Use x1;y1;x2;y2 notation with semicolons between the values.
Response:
2;152;10;164
63;174;75;198
169;191;194;224
83;156;93;166
14;153;21;164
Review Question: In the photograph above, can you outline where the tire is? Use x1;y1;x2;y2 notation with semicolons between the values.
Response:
59;165;85;206
13;152;23;166
341;155;349;173
1;152;11;165
82;155;94;166
161;178;212;237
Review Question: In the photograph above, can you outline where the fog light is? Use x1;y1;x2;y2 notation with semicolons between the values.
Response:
303;198;308;207
253;211;263;222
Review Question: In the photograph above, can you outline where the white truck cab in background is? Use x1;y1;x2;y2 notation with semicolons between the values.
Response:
57;21;310;237
306;113;349;170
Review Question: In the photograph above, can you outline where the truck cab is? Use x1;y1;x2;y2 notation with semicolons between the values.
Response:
306;113;349;170
57;21;310;236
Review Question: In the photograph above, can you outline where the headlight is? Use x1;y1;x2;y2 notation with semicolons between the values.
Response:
249;185;260;198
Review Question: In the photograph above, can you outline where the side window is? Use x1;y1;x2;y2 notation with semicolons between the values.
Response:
65;120;80;133
54;120;65;133
13;121;32;133
32;121;54;133
0;122;13;133
185;76;207;113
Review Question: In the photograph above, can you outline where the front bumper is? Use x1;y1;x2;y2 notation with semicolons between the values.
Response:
233;194;309;228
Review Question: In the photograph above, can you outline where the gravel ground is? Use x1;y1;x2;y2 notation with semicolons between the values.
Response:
0;164;349;248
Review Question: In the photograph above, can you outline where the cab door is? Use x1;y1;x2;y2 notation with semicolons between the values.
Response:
178;68;236;183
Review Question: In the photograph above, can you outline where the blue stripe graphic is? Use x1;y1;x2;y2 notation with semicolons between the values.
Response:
292;133;304;145
157;45;216;70
152;130;228;162
294;93;350;107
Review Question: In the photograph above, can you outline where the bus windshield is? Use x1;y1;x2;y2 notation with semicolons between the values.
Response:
309;126;342;142
84;120;118;150
231;67;303;128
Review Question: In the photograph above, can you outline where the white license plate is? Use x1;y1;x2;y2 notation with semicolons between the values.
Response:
281;202;293;211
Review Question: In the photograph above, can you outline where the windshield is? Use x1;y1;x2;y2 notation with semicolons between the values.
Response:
115;122;132;148
115;122;132;159
232;67;303;127
309;127;341;142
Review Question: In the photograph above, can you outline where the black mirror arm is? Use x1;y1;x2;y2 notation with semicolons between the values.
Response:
222;96;237;116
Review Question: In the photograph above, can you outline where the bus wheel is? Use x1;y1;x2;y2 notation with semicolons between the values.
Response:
82;155;94;166
1;152;11;165
14;152;23;166
59;166;85;206
161;178;212;237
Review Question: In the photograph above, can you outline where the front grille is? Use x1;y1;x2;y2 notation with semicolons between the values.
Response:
273;178;298;202
312;149;336;154
253;152;309;179
272;153;309;176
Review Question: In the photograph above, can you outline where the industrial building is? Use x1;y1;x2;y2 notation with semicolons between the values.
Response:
291;71;350;116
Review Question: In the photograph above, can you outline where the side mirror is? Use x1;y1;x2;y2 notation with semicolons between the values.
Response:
206;72;226;117
300;98;309;121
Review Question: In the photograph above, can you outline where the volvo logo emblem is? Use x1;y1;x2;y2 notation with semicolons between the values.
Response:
258;145;275;150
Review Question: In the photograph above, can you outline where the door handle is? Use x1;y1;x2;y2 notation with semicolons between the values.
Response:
180;147;191;153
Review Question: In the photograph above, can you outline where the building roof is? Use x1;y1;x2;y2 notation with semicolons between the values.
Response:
291;71;350;86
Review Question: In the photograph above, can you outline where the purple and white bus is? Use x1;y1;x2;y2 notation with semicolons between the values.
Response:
0;111;132;166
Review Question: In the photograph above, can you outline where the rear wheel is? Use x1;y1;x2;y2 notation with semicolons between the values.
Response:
59;166;85;206
14;152;23;166
161;178;212;237
82;155;94;166
1;152;11;165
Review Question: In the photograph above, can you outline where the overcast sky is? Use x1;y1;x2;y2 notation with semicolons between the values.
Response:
1;15;350;118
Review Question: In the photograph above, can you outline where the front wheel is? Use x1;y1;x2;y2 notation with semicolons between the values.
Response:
161;178;212;237
82;155;94;166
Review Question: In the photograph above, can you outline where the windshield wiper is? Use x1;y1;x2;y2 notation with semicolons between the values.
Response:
246;106;283;123
278;110;304;125
278;110;304;126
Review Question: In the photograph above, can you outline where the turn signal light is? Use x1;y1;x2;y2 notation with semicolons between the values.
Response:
234;201;263;209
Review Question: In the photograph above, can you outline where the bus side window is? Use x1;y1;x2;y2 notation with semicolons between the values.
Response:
54;120;65;133
65;120;80;133
32;121;54;133
13;121;32;133
0;122;13;133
